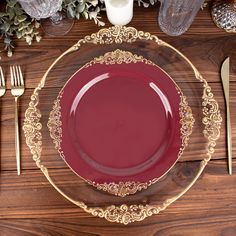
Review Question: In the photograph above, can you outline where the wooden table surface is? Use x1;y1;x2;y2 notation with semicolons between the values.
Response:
0;3;236;236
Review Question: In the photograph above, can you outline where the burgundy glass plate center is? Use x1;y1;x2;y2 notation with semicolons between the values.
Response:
58;58;182;185
69;74;173;177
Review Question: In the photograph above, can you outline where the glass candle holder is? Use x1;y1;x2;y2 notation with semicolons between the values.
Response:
104;0;133;26
158;0;205;36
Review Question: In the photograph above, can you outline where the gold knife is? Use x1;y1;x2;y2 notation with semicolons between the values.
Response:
221;57;232;175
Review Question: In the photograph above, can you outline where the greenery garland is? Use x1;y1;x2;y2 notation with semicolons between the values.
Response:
0;0;157;57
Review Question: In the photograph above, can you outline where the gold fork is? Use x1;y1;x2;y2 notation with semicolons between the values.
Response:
0;67;6;98
10;65;25;175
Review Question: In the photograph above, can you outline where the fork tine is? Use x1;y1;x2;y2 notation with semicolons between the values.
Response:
0;66;4;87
15;66;20;86
13;66;17;86
15;66;18;86
18;66;24;86
10;66;14;86
2;70;5;87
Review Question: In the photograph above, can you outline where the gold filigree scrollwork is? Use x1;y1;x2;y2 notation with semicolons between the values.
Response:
23;91;44;170
47;49;195;197
200;78;222;156
90;181;149;197
178;94;195;157
81;26;158;45
87;49;154;66
47;92;64;157
24;26;222;225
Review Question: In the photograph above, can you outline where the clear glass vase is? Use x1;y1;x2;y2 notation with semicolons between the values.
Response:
158;0;205;36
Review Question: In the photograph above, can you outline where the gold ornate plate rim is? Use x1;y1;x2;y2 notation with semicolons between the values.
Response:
23;25;222;225
47;49;195;197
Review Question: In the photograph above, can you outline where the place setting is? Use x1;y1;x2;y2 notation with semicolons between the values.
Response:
0;0;233;227
22;25;222;224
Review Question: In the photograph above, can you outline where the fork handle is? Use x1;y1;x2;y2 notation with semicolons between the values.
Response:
15;97;21;175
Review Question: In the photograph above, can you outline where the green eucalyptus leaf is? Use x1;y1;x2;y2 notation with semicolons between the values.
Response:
25;27;34;34
0;12;8;17
36;35;42;42
67;5;75;18
6;0;17;8
77;3;85;13
8;7;15;20
16;31;23;39
89;11;97;19
25;35;32;45
18;22;29;31
98;20;105;26
3;22;11;32
16;15;28;23
14;4;25;15
70;1;77;7
82;11;88;19
76;13;80;20
21;29;26;35
88;0;98;7
64;0;73;5
14;18;19;25
35;21;40;28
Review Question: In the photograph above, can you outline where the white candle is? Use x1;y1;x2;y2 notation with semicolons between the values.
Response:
105;0;133;26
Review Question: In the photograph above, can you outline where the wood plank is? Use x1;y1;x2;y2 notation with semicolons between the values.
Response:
0;159;235;236
0;216;235;236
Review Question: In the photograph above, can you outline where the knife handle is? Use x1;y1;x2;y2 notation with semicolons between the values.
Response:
226;102;232;175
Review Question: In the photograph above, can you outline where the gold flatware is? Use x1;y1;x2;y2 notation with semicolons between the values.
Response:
220;57;232;175
0;67;6;98
10;65;25;176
